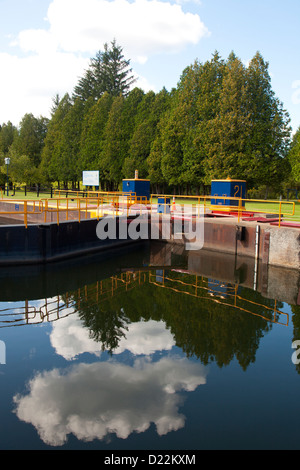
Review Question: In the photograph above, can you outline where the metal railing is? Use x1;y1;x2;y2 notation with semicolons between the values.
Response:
0;269;287;329
150;194;295;227
0;193;296;228
148;270;289;326
0;193;150;227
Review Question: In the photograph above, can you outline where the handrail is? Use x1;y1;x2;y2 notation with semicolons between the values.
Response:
0;194;296;228
151;193;295;226
0;199;44;228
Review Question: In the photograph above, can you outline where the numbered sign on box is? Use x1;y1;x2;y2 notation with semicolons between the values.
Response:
211;178;246;209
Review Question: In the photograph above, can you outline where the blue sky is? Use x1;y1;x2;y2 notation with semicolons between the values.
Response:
0;0;299;133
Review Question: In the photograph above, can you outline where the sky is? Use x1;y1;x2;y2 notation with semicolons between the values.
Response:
0;0;299;133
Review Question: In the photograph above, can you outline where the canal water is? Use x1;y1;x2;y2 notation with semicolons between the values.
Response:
0;241;300;450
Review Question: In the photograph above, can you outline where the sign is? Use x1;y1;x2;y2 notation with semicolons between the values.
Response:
82;171;99;186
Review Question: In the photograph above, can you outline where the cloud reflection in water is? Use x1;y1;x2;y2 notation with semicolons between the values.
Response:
13;356;207;446
13;315;207;446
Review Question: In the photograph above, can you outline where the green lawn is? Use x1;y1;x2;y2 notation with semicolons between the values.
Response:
1;190;51;201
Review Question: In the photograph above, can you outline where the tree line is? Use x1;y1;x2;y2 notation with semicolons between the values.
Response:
0;40;299;198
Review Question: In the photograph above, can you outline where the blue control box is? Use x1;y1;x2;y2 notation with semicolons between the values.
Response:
211;179;246;208
122;179;150;202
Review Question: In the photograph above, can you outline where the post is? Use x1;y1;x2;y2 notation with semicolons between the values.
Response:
24;201;28;228
4;157;10;196
238;197;242;222
279;200;282;228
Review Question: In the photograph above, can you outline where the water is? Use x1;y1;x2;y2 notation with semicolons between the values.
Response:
0;241;300;450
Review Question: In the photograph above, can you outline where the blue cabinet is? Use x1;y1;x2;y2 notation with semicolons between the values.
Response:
211;178;246;209
122;179;150;202
157;197;170;214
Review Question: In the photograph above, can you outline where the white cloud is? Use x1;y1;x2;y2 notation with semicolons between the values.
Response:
0;50;88;124
115;319;175;355
44;0;209;61
50;314;175;359
0;0;209;124
13;356;207;446
49;312;102;360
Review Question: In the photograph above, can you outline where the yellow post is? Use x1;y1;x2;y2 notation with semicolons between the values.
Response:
44;199;48;223
57;199;59;225
238;197;242;222
279;200;282;228
24;201;28;228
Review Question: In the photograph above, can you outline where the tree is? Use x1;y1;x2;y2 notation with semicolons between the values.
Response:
7;149;37;185
244;53;291;194
100;88;144;189
79;93;113;177
124;89;170;179
40;94;72;183
288;127;300;183
0;121;17;155
11;114;48;167
57;98;93;186
73;39;136;101
203;53;251;181
100;94;125;190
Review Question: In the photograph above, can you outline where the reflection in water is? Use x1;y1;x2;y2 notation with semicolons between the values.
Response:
13;356;207;446
50;316;175;360
1;243;300;449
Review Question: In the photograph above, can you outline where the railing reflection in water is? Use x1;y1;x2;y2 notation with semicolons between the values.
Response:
0;269;288;328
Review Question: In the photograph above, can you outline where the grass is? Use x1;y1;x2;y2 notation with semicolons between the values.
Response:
1;190;51;201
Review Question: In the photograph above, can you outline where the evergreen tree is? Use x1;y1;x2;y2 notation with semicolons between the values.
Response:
12;113;48;167
100;94;125;190
40;94;72;183
288;127;300;183
204;53;251;181
101;88;144;189
245;52;291;192
57;98;93;186
73;39;136;102
79;93;113;178
0;121;17;155
125;89;170;179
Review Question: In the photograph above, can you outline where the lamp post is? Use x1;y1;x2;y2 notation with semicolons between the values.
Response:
4;157;10;197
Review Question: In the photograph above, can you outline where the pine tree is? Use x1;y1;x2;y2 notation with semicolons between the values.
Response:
0;121;17;155
73;40;136;101
40;94;72;183
12;114;48;167
245;52;291;192
79;93;113;177
288;127;300;183
204;53;251;181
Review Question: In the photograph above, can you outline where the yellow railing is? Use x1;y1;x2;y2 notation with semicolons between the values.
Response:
0;193;149;227
150;194;295;227
0;268;287;329
0;199;44;228
148;270;289;326
0;193;296;228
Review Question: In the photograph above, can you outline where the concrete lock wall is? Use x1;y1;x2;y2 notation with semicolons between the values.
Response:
0;217;140;265
0;214;299;270
166;216;300;271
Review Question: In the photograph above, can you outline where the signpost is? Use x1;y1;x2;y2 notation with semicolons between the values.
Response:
82;171;99;188
4;157;10;196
